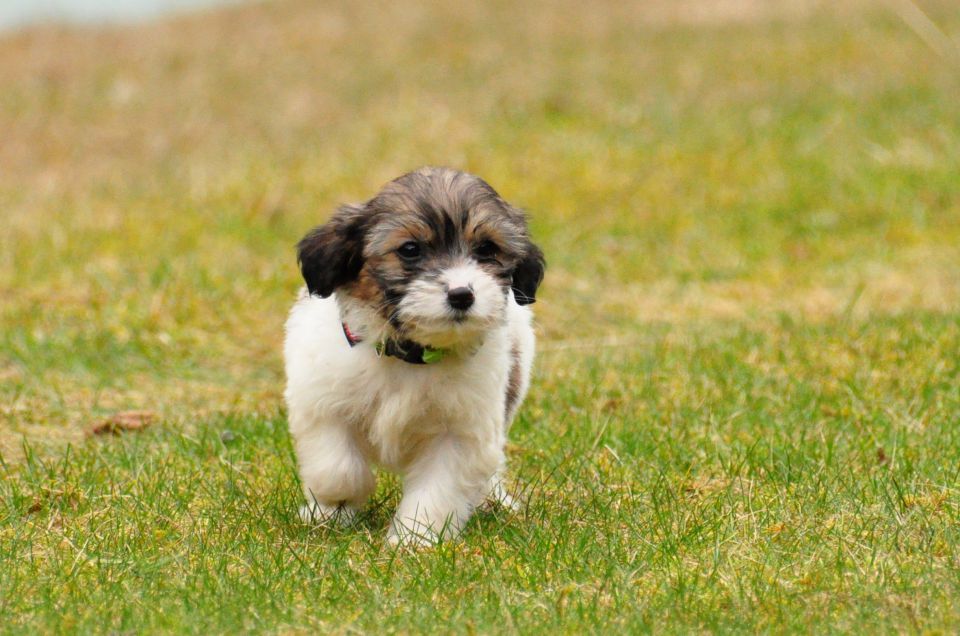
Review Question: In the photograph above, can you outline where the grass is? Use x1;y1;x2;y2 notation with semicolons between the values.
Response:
2;0;960;632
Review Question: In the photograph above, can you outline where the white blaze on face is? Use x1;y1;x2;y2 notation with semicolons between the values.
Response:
397;261;507;346
442;264;477;292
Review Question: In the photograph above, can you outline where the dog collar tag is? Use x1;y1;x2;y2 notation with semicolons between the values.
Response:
421;347;445;364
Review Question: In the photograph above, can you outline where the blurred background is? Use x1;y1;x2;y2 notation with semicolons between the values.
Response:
1;0;958;456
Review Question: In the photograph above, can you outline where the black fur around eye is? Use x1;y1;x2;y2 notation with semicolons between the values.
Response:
397;241;422;260
475;240;499;260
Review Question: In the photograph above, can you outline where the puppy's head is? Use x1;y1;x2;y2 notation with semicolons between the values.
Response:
297;167;545;347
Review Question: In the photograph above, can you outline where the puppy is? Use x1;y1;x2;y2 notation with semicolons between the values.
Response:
284;167;545;546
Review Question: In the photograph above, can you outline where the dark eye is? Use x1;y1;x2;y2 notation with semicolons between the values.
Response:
397;241;421;260
475;240;499;260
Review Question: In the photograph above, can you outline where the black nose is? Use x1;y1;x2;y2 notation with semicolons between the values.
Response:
447;286;475;311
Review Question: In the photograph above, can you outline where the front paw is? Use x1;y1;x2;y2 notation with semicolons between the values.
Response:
386;514;463;548
299;502;357;527
480;481;520;513
386;523;440;549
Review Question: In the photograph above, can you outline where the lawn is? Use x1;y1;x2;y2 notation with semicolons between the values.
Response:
2;0;960;632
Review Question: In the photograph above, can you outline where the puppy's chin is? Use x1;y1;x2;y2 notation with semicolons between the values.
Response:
394;272;508;348
399;313;502;349
336;287;505;350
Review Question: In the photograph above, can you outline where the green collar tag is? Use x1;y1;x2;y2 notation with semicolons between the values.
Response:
373;339;448;364
421;347;446;364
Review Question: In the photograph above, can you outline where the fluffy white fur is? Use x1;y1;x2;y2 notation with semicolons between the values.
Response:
284;276;535;546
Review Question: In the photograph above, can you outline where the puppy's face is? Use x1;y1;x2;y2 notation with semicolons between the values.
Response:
297;168;545;346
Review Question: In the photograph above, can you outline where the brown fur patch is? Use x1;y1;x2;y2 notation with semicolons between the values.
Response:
505;343;522;421
342;267;382;303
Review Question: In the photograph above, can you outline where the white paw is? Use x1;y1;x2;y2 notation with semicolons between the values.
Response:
480;483;520;512
386;527;439;548
299;502;357;527
386;519;450;548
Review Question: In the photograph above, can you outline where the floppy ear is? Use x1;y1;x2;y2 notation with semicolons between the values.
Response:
297;203;369;298
511;242;545;306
